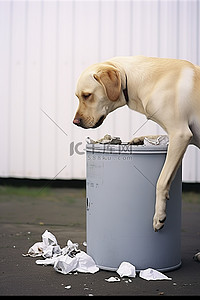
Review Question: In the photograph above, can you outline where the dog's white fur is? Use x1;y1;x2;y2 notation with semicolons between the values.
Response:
74;55;200;231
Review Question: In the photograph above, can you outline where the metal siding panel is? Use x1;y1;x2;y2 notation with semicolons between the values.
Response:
39;1;58;178
54;0;74;180
71;0;101;179
9;2;26;177
95;0;117;139
24;1;42;178
158;0;179;59
0;0;200;182
0;1;12;177
115;0;132;57
178;0;198;61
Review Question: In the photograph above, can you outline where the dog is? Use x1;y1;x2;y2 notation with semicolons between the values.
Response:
73;55;200;232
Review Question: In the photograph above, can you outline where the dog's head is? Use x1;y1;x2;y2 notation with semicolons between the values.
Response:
73;63;122;129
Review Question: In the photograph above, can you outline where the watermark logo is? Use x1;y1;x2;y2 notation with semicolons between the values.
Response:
69;141;141;156
70;141;85;156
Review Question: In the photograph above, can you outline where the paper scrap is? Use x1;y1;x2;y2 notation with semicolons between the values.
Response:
25;230;99;275
144;135;169;146
26;241;44;257
25;230;174;282
75;251;99;274
193;252;200;262
26;230;62;258
54;251;99;275
105;276;121;282
61;239;80;257
116;261;136;278
65;285;71;289
124;279;132;283
86;134;122;145
54;255;78;275
36;256;59;266
42;229;58;247
139;268;172;281
86;134;169;146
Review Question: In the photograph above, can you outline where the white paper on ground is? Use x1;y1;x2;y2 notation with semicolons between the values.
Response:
42;229;58;247
193;252;200;262
105;276;121;282
54;251;99;275
139;268;172;281
116;261;136;278
36;256;59;266
26;230;62;258
26;241;44;257
25;230;99;275
65;285;71;289
26;231;78;259
26;230;173;280
41;230;62;258
43;244;61;258
54;255;78;275
61;239;79;256
75;251;99;274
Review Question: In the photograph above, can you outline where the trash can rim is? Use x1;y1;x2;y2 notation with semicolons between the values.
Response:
86;143;168;154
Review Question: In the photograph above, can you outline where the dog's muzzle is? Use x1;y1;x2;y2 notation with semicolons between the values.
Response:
73;115;105;129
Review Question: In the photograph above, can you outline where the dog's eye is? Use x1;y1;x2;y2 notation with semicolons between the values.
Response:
82;93;91;99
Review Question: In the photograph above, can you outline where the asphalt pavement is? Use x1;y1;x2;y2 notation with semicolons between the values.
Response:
0;186;199;296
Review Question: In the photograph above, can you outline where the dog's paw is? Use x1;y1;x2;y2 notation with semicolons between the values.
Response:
153;213;166;232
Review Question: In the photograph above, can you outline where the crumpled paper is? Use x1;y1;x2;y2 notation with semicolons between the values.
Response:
139;268;172;281
116;261;136;278
24;230;99;275
86;134;169;147
54;255;79;274
24;230;173;281
75;251;99;273
105;276;121;282
193;252;200;262
86;134;122;145
116;262;171;281
25;230;61;258
53;251;99;275
144;135;169;146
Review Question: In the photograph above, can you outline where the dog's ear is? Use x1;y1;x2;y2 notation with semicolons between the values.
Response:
93;66;121;101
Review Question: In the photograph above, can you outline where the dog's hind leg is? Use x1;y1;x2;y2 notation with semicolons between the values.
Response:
153;128;193;231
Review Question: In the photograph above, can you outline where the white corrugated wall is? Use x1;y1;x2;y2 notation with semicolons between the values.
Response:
0;0;200;182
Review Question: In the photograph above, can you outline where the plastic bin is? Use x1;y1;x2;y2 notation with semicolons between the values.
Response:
86;143;182;272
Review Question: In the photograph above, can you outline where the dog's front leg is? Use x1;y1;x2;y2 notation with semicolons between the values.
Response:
153;130;192;231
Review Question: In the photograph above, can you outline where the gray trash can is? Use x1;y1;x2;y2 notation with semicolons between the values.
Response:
86;143;182;272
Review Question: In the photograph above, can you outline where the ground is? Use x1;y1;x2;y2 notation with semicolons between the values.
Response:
0;186;199;296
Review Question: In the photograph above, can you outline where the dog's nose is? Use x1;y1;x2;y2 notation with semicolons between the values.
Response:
73;117;81;126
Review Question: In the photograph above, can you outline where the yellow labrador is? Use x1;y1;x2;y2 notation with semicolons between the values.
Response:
73;56;200;232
